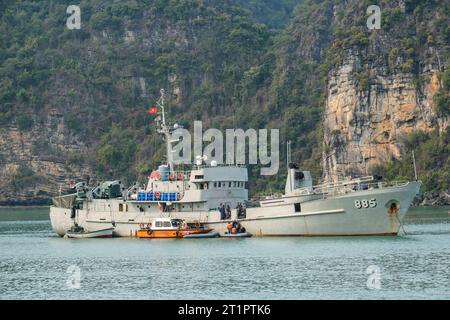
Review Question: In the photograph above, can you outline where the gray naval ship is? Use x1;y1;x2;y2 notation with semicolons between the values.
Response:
50;91;421;237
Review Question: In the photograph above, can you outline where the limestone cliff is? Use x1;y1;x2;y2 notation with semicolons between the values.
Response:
323;52;448;181
322;1;449;183
0;111;93;205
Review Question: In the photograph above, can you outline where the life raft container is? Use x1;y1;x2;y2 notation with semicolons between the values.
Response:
150;171;160;180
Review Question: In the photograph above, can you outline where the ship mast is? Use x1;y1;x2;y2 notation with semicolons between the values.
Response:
155;89;174;171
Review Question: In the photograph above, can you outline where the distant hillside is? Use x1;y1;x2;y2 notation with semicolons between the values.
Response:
0;0;448;205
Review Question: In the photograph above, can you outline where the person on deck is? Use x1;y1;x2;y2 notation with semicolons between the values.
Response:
219;203;225;220
241;205;246;219
226;204;231;219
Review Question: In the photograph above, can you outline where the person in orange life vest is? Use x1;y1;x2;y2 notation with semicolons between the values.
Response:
227;222;232;234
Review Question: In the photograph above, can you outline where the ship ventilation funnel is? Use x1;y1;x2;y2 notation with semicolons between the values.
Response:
285;166;312;194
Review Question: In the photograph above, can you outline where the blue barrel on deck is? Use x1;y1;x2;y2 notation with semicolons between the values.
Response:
158;165;169;181
137;192;146;201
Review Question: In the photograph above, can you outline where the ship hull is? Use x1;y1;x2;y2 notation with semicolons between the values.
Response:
49;182;420;237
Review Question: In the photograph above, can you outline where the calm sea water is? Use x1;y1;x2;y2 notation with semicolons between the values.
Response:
0;206;449;300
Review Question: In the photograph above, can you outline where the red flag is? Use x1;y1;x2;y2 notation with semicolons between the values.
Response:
148;106;157;114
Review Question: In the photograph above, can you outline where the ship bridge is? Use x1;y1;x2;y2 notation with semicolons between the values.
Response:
139;164;248;211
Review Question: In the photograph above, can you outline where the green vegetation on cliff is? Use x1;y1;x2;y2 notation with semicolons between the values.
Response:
374;128;450;193
0;0;448;202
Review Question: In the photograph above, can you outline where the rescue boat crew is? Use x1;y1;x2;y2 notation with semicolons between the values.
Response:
227;222;233;234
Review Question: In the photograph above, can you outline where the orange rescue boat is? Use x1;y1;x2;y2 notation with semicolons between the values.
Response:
137;218;214;238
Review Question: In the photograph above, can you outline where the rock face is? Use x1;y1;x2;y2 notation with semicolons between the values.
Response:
416;190;450;206
0;111;93;205
0;0;448;204
323;54;447;181
322;2;449;182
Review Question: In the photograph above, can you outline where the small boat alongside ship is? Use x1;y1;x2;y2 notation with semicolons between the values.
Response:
183;231;220;238
65;225;114;238
136;218;216;239
50;90;421;238
223;220;252;237
222;232;252;238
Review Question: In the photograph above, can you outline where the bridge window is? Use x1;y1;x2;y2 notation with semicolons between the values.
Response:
294;203;301;212
195;175;204;179
119;203;123;212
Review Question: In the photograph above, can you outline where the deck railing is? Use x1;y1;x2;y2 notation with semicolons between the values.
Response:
314;180;409;197
259;178;410;201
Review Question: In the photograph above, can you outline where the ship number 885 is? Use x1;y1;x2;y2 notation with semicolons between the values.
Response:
354;199;377;209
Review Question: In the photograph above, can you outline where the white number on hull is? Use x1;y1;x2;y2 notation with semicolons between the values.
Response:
354;198;377;209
